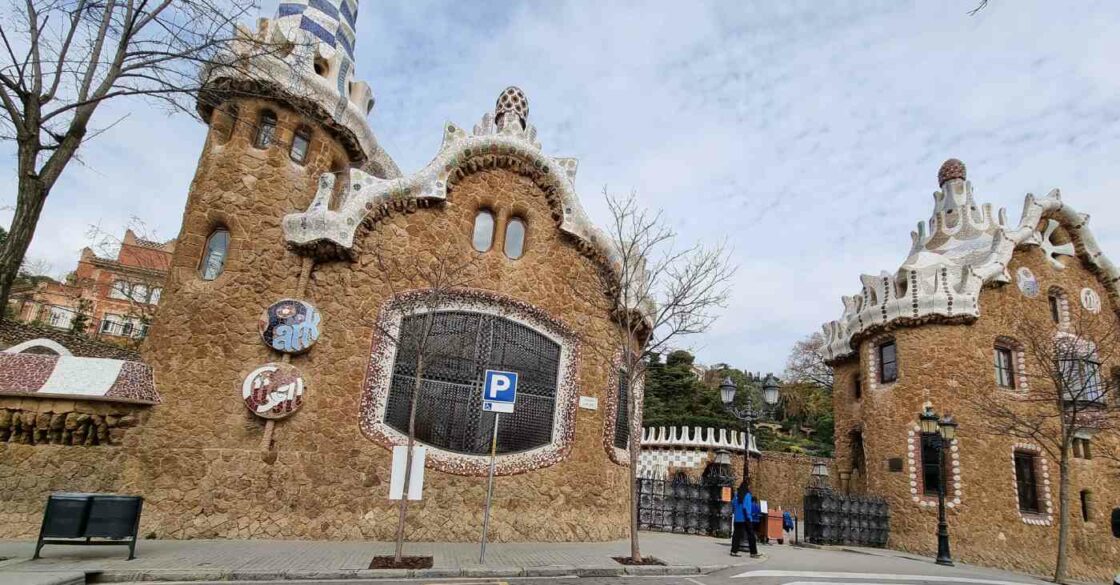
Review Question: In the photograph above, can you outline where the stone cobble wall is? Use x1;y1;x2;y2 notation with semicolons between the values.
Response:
0;320;140;360
0;94;635;543
832;240;1120;582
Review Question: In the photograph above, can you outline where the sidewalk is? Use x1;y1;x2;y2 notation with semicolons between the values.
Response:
0;532;764;583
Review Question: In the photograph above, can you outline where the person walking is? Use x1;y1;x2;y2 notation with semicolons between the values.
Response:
746;492;761;558
730;484;748;556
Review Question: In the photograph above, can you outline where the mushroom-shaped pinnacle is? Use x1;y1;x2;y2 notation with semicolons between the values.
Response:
495;86;529;130
938;158;967;185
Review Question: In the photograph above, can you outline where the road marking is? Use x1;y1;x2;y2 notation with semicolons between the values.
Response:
685;577;708;585
731;571;1037;585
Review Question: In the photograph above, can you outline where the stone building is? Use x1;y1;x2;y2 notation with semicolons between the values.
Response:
823;159;1119;580
9;229;173;341
1;0;644;543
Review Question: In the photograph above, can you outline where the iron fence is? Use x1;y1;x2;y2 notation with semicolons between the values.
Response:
637;475;732;537
803;489;889;547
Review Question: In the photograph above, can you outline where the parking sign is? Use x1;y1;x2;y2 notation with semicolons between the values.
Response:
482;370;518;413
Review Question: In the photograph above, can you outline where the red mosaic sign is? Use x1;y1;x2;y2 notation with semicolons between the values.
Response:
242;362;305;420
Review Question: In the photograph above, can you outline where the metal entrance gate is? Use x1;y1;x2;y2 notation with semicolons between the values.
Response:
637;475;731;537
803;489;889;546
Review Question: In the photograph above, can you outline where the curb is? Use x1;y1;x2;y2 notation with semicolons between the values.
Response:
88;564;715;582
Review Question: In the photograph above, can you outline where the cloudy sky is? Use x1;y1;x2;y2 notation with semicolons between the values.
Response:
2;0;1119;374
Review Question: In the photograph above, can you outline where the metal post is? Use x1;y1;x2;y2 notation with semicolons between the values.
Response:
742;425;751;487
479;413;500;563
935;436;953;566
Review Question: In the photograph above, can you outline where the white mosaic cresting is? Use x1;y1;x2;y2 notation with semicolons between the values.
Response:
822;160;1119;361
1011;443;1053;526
906;425;962;507
638;448;710;479
358;289;581;476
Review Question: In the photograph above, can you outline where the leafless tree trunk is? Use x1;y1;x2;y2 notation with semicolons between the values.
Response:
360;246;477;564
0;0;289;317
574;190;735;562
962;303;1119;584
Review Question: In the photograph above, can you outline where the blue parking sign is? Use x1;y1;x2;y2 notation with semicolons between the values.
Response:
482;370;518;413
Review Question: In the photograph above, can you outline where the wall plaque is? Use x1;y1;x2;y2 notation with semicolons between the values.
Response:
259;299;321;354
1081;287;1102;314
1016;267;1039;298
242;362;305;419
578;396;598;410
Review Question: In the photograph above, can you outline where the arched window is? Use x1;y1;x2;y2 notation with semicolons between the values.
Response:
254;110;277;149
290;126;311;163
472;210;495;252
383;311;561;455
613;370;630;450
504;217;526;259
200;229;230;281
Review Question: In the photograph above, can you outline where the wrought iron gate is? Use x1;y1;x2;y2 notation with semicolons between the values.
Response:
637;475;731;537
803;489;889;546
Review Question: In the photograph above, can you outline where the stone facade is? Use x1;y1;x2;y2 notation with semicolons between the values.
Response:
0;2;636;544
828;160;1120;581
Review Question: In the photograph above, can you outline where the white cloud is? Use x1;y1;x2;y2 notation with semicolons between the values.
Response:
2;0;1118;373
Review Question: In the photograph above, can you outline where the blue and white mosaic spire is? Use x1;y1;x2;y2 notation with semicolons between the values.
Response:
276;0;359;63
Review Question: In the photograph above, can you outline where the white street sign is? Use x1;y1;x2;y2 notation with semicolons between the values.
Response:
389;445;426;501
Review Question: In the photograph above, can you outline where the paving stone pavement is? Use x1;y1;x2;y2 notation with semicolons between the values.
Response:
0;532;763;581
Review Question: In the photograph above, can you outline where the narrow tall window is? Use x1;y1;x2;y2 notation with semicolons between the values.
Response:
920;434;943;496
1048;292;1062;324
1080;489;1092;522
200;229;230;280
290;127;311;163
878;340;897;384
504;217;526;259
472;210;494;252
994;346;1016;389
1014;451;1040;513
613;371;630;450
255;110;277;148
853;374;862;400
1073;437;1093;460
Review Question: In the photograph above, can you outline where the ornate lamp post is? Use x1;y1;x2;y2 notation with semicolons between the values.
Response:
720;374;780;487
919;404;958;567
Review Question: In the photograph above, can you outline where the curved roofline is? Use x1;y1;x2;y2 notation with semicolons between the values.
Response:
822;178;1120;363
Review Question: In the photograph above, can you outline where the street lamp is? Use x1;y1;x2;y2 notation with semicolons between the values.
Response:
720;374;781;488
920;403;959;567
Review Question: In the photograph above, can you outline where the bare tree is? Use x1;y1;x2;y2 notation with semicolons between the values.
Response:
784;331;834;393
962;303;1119;583
575;190;735;563
0;0;287;320
357;245;478;566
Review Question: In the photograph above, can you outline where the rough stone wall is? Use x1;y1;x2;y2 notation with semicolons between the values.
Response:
832;240;1120;582
730;452;824;517
0;320;140;360
0;95;633;543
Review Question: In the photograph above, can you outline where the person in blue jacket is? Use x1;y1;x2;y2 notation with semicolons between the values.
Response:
730;483;759;557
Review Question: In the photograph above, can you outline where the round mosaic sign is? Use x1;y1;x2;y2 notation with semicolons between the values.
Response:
1081;287;1102;314
259;298;321;354
242;362;306;419
1016;267;1039;298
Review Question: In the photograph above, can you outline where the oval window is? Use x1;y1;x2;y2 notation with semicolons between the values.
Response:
504;218;525;259
472;211;494;252
200;229;230;280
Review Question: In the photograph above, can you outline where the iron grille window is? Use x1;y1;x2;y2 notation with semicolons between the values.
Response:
383;311;561;455
878;340;897;384
614;370;630;450
994;346;1015;389
920;434;944;496
1014;451;1040;513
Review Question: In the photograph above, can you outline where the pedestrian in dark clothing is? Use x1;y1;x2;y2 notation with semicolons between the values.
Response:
746;494;760;557
729;485;748;556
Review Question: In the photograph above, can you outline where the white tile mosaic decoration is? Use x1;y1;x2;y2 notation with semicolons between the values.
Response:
821;159;1118;361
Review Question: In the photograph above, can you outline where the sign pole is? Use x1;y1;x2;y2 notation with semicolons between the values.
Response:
480;412;500;563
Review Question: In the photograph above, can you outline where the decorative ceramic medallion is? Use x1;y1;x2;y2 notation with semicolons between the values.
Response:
1081;288;1101;314
242;363;305;419
1016;267;1039;298
259;299;321;354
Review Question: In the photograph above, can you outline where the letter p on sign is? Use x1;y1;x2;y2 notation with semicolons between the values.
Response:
482;370;518;413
